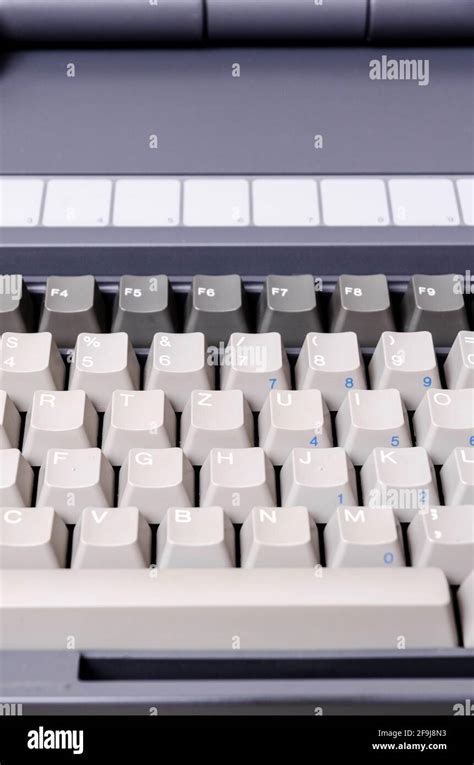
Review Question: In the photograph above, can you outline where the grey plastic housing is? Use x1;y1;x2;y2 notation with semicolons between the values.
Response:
0;0;204;43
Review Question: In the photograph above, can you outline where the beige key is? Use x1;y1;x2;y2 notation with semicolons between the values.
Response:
369;331;441;410
144;332;214;411
157;506;235;568
280;447;357;523
220;332;291;411
180;389;253;465
295;332;366;410
258;389;332;465
0;507;67;568
440;447;474;505
71;507;150;569
408;505;474;585
0;449;34;507
22;390;98;466
36;448;115;523
118;448;194;523
0;332;65;410
413;389;474;464
200;447;276;524
0;390;21;449
69;332;140;411
102;389;176;465
240;506;319;568
458;571;474;648
360;446;439;522
336;389;411;465
444;331;474;389
325;506;404;568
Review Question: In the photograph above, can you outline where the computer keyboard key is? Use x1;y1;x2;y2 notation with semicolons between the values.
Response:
280;447;357;523
157;507;235;568
440;447;474;505
258;389;332;465
401;275;469;346
220;332;291;411
118;448;194;523
324;506;404;568
459;571;474;648
0;332;66;411
413;389;474;464
112;275;178;346
200;447;276;523
22;390;99;466
180;389;253;465
184;275;250;345
0;275;34;333
69;332;140;411
0;568;457;650
361;446;439;522
369;331;441;410
295;331;367;410
0;507;67;569
0;390;21;449
336;389;411;465
102;389;176;465
36;448;115;523
444;331;474;389
71;507;151;569
144;332;214;412
257;275;322;346
408;506;474;585
39;275;106;347
0;449;34;507
329;275;395;346
240;506;319;568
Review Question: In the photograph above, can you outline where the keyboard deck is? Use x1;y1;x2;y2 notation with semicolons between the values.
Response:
0;273;473;656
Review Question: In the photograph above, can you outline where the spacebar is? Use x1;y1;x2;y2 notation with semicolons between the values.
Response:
0;568;457;650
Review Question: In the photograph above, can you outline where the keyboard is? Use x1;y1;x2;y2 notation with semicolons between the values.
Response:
1;272;473;654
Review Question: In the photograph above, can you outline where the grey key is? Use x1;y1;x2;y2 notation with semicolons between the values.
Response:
0;507;67;569
157;507;235;568
22;390;99;466
36;448;115;523
408;505;474;584
39;276;106;347
459;571;474;648
102;389;176;465
0;449;34;506
258;389;332;464
69;332;140;411
112;275;178;347
184;275;250;345
180;389;254;465
0;332;66;411
280;447;357;523
413;389;474;464
0;390;21;449
325;506;404;568
0;568;458;650
118;448;194;523
329;274;395;346
200;447;276;523
336;389;411;465
257;275;322;346
402;275;469;346
0;275;34;333
440;447;474;505
71;507;151;569
444;331;474;389
361;446;439;522
240;506;319;568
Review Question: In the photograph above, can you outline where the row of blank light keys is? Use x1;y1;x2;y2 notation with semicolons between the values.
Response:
1;177;473;227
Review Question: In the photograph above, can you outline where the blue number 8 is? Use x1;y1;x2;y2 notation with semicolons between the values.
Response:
345;377;354;388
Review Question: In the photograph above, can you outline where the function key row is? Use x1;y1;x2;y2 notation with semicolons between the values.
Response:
0;274;471;347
